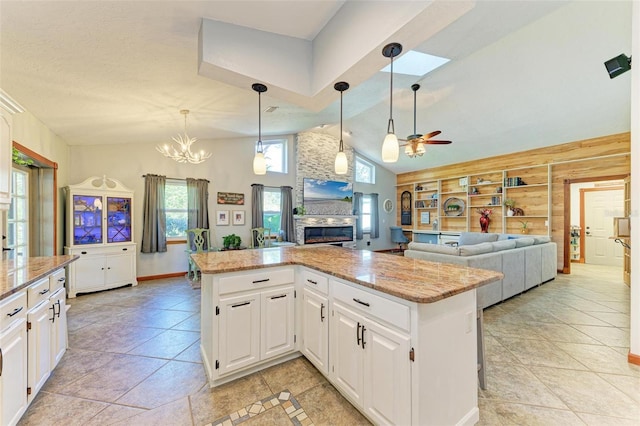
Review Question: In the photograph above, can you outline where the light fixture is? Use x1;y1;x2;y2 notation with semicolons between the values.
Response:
604;53;631;79
334;81;350;175
406;84;426;158
156;110;211;164
252;83;268;175
381;42;402;163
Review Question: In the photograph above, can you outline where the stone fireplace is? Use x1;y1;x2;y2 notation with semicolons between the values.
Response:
294;216;356;248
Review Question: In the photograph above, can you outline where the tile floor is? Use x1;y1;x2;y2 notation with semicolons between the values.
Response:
17;263;638;425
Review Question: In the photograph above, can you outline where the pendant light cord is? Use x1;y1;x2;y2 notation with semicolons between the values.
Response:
257;90;263;153
339;89;344;152
387;52;395;134
413;86;417;136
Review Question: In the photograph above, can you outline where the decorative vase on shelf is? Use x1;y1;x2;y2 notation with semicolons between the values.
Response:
480;215;490;233
507;208;514;217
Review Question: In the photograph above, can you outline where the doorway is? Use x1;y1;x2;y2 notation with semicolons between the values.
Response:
581;187;624;266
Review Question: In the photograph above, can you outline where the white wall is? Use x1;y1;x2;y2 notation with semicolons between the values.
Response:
629;0;639;360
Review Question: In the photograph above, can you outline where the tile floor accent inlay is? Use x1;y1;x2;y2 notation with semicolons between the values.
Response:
206;389;312;426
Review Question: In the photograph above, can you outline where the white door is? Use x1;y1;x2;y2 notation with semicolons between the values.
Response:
302;288;329;375
260;287;295;360
73;255;106;291
105;252;134;286
331;302;364;408
363;320;412;426
27;300;52;401
584;189;624;266
49;288;67;368
0;318;28;426
218;293;260;375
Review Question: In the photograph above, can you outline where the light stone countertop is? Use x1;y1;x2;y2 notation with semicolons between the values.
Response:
192;246;503;303
0;255;78;301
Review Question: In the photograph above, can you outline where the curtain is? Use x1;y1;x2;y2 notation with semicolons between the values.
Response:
354;192;363;240
141;174;167;253
370;193;379;239
251;184;264;246
280;186;295;242
187;178;209;229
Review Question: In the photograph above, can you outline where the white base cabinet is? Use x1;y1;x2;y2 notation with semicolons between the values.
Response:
301;288;329;375
1;293;28;426
65;244;137;297
26;298;52;402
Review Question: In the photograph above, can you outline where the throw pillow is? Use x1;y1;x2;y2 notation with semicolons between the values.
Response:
533;236;551;244
407;242;460;255
491;240;517;252
458;232;499;246
459;242;494;256
514;237;535;247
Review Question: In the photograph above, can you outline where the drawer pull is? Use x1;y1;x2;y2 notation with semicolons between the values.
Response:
49;305;56;323
356;322;362;346
320;303;325;322
0;347;3;377
361;325;367;349
58;277;65;282
353;298;370;307
270;294;287;300
7;307;23;317
231;301;251;308
252;278;270;284
122;248;128;251
39;288;50;295
307;279;318;285
81;251;87;254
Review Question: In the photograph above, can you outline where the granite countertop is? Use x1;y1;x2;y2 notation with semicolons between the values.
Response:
192;246;503;303
0;255;78;301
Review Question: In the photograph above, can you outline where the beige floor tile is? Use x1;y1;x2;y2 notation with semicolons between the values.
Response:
260;357;327;395
175;339;204;363
534;322;600;344
296;383;371;425
127;329;200;359
598;373;640;403
172;312;201;331
584;311;630;328
69;322;164;353
571;324;630;347
554;342;640;377
84;403;146;425
189;373;272;425
116;360;206;409
17;391;109;426
484;335;520;365
481;400;584;426
111;307;195;329
242;405;291;425
549;308;611;326
494;336;588;370
57;354;166;402
41;348;126;392
110;396;193;426
577;412;640;426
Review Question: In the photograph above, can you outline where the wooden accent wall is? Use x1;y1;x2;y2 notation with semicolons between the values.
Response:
397;133;631;271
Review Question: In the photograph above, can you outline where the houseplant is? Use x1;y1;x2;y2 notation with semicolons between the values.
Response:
520;221;530;234
504;199;516;216
222;233;242;249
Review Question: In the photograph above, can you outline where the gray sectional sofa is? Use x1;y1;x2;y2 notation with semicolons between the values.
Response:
404;232;557;309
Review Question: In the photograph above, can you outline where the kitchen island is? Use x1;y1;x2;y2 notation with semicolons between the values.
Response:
193;246;502;425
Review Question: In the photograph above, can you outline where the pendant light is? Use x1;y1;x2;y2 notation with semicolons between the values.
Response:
334;81;350;175
252;83;268;175
381;42;403;163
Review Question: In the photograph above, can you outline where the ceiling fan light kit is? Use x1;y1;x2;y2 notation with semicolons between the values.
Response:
252;83;268;175
402;83;452;158
156;109;212;164
381;42;402;163
334;81;350;175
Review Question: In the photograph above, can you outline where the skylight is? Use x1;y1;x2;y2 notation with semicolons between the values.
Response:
381;50;450;76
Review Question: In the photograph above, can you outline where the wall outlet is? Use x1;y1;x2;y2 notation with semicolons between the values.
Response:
367;241;371;246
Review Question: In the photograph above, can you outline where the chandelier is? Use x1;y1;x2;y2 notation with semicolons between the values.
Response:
156;110;211;164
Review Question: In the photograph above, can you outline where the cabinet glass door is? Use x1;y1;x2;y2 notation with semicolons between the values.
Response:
106;197;132;243
72;195;103;245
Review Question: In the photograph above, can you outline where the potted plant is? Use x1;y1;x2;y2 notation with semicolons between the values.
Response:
223;234;241;249
504;199;516;216
520;221;530;234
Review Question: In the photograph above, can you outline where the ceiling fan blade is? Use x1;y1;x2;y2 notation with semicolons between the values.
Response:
425;140;452;144
424;130;441;139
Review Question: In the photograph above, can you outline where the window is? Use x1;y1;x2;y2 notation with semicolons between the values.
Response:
7;169;29;259
355;156;375;184
165;180;188;238
362;194;372;233
263;187;282;235
257;139;287;173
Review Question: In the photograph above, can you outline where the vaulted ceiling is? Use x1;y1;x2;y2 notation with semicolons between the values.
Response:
0;1;632;174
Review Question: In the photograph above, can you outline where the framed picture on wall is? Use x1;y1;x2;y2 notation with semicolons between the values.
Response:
232;210;245;226
420;211;430;224
216;210;230;226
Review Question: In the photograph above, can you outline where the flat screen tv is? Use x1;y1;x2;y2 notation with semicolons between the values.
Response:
303;178;353;215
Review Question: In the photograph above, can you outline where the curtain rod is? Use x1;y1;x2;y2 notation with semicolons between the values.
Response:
252;184;292;190
142;174;210;183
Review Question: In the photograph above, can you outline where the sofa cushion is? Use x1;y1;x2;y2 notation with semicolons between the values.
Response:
458;232;499;246
458;242;494;256
407;242;460;255
491;239;517;252
533;236;551;244
514;237;535;247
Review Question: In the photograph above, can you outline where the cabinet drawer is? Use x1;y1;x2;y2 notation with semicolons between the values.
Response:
219;268;294;295
49;268;66;292
301;269;328;295
331;280;410;332
27;278;51;309
1;291;27;331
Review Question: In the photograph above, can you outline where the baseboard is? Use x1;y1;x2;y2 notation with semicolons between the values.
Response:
628;351;640;366
137;272;186;281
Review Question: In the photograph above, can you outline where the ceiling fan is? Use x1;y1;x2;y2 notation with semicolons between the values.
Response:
400;84;452;158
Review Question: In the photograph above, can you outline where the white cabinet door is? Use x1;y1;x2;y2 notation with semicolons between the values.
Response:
218;293;260;376
260;287;295;360
362;320;411;426
27;301;51;402
302;288;328;374
331;302;364;407
1;318;28;426
49;288;67;368
105;252;134;286
0;110;12;209
72;254;106;291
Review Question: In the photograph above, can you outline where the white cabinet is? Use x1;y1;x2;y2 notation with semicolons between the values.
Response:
66;245;136;297
330;283;412;426
64;176;136;297
49;288;67;368
301;288;329;375
27;298;51;401
0;292;28;426
212;267;296;379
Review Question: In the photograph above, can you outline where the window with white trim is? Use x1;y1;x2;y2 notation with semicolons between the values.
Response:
165;179;188;238
7;169;29;259
263;187;282;235
362;194;372;233
257;139;287;173
355;156;375;184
